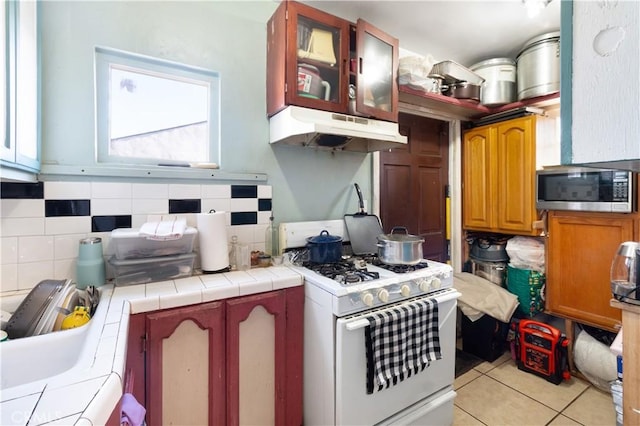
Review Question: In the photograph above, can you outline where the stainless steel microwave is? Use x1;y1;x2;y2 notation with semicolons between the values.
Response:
536;167;635;212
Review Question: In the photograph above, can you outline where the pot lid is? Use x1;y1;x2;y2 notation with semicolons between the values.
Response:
307;230;342;244
520;30;561;53
470;57;515;70
377;227;424;243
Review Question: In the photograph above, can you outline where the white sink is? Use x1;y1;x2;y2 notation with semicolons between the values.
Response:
0;293;103;391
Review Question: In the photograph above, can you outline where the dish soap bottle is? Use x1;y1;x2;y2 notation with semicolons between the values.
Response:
265;216;279;258
229;235;239;271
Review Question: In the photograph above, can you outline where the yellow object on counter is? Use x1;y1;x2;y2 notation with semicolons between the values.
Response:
61;306;91;330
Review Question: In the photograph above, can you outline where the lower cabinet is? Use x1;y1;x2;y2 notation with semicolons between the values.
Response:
546;211;639;331
126;286;304;426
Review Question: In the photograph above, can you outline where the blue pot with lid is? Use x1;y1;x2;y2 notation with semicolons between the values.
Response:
306;230;343;263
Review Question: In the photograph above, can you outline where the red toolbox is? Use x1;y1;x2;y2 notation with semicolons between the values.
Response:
511;319;571;385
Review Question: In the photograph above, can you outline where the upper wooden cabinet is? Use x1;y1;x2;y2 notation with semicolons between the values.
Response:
463;115;552;236
266;0;399;122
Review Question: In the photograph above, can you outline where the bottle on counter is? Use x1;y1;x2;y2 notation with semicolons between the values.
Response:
229;235;239;271
265;216;279;257
76;237;106;289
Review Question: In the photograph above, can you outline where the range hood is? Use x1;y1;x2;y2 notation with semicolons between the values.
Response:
269;106;407;152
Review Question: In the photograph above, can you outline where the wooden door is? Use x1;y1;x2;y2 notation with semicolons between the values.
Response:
226;290;288;426
380;112;449;262
463;125;496;231
496;116;537;234
146;302;226;426
546;211;630;331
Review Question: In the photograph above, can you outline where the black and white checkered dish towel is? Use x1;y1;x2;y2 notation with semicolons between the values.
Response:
365;298;441;394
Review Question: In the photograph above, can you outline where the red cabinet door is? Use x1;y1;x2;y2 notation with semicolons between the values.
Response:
146;301;226;426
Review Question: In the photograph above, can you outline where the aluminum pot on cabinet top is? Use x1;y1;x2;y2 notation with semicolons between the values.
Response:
516;31;560;101
377;227;424;265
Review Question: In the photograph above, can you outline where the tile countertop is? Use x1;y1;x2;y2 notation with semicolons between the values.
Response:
0;266;303;426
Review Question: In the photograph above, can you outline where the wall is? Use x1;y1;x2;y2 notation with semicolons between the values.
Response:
0;2;383;293
1;180;271;294
569;0;640;164
38;1;373;223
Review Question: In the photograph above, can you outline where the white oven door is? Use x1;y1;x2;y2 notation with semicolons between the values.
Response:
335;289;460;426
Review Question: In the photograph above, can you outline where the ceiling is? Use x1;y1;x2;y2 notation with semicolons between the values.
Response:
300;0;561;67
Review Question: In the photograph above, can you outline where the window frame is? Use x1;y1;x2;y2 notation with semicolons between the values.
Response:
94;46;221;167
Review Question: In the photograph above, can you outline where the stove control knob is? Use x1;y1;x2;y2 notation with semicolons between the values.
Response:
400;284;411;297
431;277;442;289
361;292;374;307
417;278;430;292
377;289;389;303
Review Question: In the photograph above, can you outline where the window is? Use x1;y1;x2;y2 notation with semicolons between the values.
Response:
95;47;220;166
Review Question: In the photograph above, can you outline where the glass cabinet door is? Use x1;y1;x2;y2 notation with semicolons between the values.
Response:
355;19;399;122
287;2;349;113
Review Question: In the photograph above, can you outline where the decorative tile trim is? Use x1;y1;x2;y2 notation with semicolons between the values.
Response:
92;215;133;232
168;199;201;214
231;185;258;198
1;182;44;199
258;199;272;212
231;212;258;226
45;200;91;217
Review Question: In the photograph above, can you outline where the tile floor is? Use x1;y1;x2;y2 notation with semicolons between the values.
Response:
453;352;617;426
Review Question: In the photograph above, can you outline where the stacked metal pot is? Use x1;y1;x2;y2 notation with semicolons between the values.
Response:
468;31;560;107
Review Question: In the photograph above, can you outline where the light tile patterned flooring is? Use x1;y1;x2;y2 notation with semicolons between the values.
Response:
453;352;617;426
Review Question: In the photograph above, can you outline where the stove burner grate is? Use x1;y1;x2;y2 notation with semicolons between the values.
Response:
304;261;380;285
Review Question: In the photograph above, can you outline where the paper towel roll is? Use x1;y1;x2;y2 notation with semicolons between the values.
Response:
197;211;229;272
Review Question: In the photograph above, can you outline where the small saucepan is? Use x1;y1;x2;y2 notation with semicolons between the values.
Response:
306;230;343;263
377;227;424;265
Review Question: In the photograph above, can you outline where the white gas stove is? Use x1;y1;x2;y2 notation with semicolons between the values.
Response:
280;220;459;426
280;219;455;316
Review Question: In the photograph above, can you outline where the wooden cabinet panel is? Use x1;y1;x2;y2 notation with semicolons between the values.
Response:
546;212;636;330
226;291;287;426
126;287;304;426
496;117;536;233
146;301;226;426
463;126;496;231
463;115;543;236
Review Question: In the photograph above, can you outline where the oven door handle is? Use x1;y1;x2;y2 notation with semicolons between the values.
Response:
344;289;460;331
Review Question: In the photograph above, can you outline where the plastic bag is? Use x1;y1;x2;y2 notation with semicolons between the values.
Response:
506;236;545;273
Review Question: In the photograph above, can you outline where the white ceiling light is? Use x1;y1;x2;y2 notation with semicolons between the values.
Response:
523;0;552;18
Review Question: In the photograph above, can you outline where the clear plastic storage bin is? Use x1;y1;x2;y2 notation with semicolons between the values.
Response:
110;227;197;259
108;253;196;286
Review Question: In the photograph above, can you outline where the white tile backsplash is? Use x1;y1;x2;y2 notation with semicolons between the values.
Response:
230;198;258;212
18;235;54;262
1;237;18;264
1;199;44;218
91;198;132;216
258;185;272;199
1;217;45;237
91;182;132;199
45;217;91;235
132;183;169;199
54;234;85;259
201;185;230;199
0;264;18;292
168;183;201;199
201;199;232;216
1;181;271;295
132;198;167;215
44;181;91;199
17;261;55;290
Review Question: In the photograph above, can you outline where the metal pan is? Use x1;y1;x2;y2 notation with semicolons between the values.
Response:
344;183;384;256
